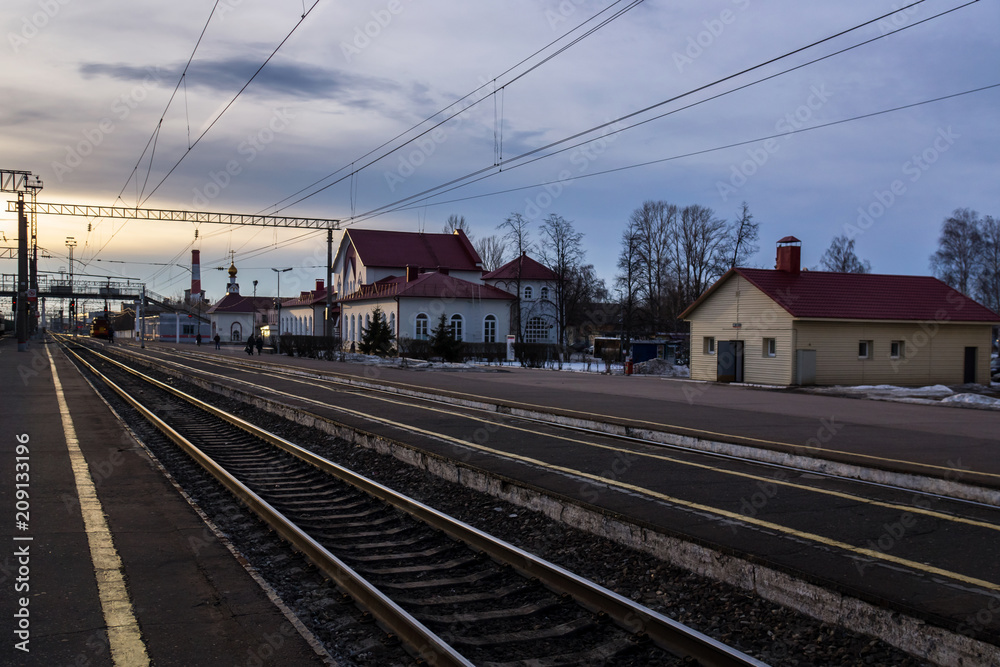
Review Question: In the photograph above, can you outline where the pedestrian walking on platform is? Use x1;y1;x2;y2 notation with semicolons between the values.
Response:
196;333;202;346
214;333;221;350
255;335;263;356
245;335;254;356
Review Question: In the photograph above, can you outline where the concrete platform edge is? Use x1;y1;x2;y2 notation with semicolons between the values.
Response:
116;346;999;666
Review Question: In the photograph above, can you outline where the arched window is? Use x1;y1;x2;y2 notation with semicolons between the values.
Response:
230;322;242;342
540;286;549;300
483;314;497;343
350;314;356;341
389;312;396;335
308;315;313;334
525;316;548;343
365;313;371;336
523;285;533;300
415;313;429;340
450;314;464;341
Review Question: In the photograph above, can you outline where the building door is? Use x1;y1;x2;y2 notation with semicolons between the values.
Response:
717;340;744;383
964;347;977;383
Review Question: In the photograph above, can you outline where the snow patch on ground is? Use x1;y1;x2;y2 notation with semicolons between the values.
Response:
941;393;1000;408
806;384;955;400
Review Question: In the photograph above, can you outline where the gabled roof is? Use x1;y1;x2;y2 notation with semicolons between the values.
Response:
344;228;482;271
281;287;330;308
482;253;558;281
206;294;274;314
682;268;1000;322
339;272;516;303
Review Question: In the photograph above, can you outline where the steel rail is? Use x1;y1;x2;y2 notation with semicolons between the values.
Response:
126;343;1000;510
67;341;769;667
62;343;473;667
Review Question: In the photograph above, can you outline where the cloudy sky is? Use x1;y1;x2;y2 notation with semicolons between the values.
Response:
2;0;998;303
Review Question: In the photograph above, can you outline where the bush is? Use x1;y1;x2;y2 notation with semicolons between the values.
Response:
278;334;342;359
514;343;561;368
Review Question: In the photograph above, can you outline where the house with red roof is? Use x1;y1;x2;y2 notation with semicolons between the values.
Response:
482;253;560;343
339;269;516;347
681;237;1000;386
207;261;272;343
334;229;519;347
278;279;336;336
333;228;483;297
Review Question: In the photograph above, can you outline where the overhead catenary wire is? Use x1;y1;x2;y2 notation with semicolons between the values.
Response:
262;0;647;217
349;1;984;222
370;82;1000;218
345;0;973;223
138;0;323;207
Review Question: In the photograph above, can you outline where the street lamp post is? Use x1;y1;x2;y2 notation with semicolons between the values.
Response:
66;237;76;336
272;268;291;354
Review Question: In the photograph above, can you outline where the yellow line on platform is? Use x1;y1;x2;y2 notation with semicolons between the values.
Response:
47;346;149;667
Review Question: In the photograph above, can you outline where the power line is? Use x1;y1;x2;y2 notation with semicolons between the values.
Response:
372;82;1000;217
139;1;323;207
347;0;975;222
263;0;647;216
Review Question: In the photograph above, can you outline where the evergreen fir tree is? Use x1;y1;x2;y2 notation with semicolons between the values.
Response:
359;306;395;356
430;314;462;362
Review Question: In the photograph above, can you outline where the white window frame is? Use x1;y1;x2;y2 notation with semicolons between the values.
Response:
450;314;464;341
890;340;904;359
763;337;776;358
523;285;533;300
414;313;429;340
484;314;497;343
859;340;872;359
704;337;715;355
525;316;548;343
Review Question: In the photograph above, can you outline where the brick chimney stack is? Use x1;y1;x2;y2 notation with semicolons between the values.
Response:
191;250;202;301
776;236;801;275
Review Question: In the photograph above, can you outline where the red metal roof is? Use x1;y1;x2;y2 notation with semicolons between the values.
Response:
344;228;482;271
482;253;559;281
683;268;1000;322
281;287;330;308
206;294;275;314
339;272;516;303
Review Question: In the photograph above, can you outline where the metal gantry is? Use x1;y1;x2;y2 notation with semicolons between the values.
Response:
1;169;43;349
5;189;342;338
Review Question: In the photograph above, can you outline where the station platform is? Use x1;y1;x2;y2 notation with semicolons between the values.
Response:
0;337;327;666
130;339;1000;487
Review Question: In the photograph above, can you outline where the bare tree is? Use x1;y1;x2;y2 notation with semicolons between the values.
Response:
930;208;983;296
722;201;760;269
443;214;472;239
475;235;506;272
819;235;872;273
539;214;584;347
615;224;642;349
678;204;728;304
629;201;675;335
975;215;1000;313
497;213;534;342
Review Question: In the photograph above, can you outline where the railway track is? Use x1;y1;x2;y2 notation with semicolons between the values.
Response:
63;342;768;667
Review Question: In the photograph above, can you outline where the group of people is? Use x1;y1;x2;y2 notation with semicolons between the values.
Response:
244;334;264;356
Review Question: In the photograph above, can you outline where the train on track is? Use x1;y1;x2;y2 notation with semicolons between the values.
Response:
89;316;112;339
